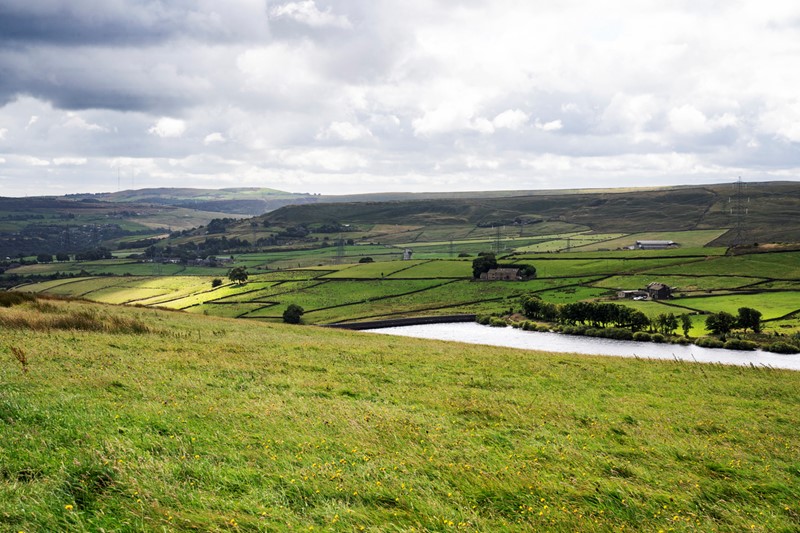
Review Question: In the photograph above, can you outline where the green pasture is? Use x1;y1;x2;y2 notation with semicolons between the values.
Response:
210;281;322;304
568;229;730;251
188;302;272;318
592;275;764;293
674;291;800;320
385;260;473;279
240;279;448;319
307;279;590;324
515;247;728;260
535;286;613;304
532;257;694;278
15;277;93;293
645;251;800;279
319;260;428;279
514;233;628;253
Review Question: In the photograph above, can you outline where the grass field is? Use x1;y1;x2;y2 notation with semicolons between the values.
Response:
645;251;800;279
574;229;730;251
2;297;800;531
674;292;800;320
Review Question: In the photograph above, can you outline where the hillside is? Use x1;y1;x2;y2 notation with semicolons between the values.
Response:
259;181;800;245
69;187;319;216
2;295;800;531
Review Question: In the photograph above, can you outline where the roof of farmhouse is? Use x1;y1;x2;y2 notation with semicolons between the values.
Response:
636;240;676;245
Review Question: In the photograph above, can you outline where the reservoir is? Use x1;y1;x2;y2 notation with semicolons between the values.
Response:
365;322;800;371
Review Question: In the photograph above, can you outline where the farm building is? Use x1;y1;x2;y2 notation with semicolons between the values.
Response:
402;248;413;260
481;268;522;281
646;282;673;300
635;240;677;250
617;290;649;300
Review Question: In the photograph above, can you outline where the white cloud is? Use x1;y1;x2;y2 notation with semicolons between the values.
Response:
535;119;563;132
317;121;373;141
63;113;107;132
53;157;88;166
148;118;186;138
0;128;6;140
668;105;711;135
204;132;226;145
24;156;50;167
493;109;529;131
269;1;351;29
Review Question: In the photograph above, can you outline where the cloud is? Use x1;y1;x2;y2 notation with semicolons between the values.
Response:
204;132;226;145
493;109;529;131
148;117;186;138
317;121;373;141
53;157;88;166
269;1;352;29
0;128;6;140
535;119;563;132
1;1;800;196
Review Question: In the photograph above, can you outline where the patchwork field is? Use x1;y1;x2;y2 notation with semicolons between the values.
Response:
15;249;800;331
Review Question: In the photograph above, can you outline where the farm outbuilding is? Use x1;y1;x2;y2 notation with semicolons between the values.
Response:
635;240;677;250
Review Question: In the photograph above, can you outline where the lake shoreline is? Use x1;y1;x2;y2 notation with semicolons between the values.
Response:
365;322;800;370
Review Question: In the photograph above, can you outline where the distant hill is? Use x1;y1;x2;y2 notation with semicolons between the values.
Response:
67;187;319;216
259;181;800;245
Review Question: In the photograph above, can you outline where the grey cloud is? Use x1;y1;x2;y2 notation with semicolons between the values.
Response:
0;0;267;46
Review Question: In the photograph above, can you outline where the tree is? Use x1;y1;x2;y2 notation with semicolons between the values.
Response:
228;266;248;285
36;253;53;263
680;314;693;337
283;304;304;324
654;313;678;335
211;278;223;288
358;257;374;263
472;253;498;279
737;307;762;333
55;252;71;262
705;311;737;335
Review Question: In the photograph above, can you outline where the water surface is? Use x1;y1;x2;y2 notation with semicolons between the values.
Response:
366;322;800;370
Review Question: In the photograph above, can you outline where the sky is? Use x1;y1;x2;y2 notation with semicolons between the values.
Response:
1;0;800;197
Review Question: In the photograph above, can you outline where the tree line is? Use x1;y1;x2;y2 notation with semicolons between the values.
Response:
520;294;762;337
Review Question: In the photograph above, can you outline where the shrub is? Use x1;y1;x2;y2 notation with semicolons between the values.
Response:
584;328;599;337
283;304;305;324
632;332;652;342
673;337;692;345
536;325;551;333
602;328;634;341
650;333;666;343
358;257;374;263
211;278;223;288
723;339;758;351
489;317;507;327
765;342;800;354
0;291;36;307
695;337;725;348
476;315;492;325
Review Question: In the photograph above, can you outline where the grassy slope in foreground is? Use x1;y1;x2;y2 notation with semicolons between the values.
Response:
2;299;800;532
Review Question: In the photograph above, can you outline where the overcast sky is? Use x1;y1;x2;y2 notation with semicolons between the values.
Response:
1;1;799;196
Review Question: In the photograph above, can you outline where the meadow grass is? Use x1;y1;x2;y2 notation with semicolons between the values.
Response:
644;251;800;278
674;292;800;320
574;229;729;251
2;298;800;531
593;275;765;293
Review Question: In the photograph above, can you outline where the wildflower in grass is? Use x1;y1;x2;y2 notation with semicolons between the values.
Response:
64;504;74;511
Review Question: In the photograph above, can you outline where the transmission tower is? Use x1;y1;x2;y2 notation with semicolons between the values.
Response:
494;226;502;254
335;234;345;264
730;177;749;247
